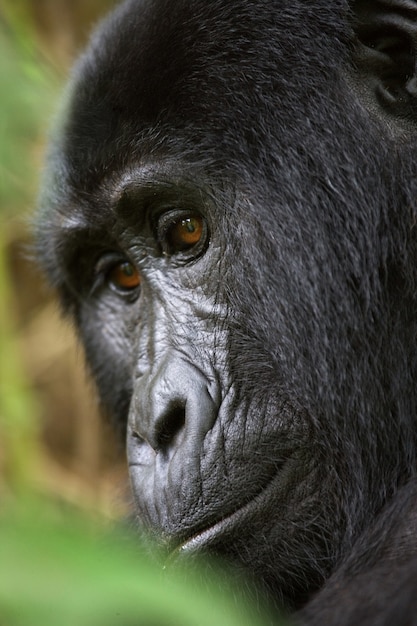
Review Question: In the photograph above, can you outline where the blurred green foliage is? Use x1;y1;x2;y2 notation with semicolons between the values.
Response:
0;15;59;214
0;230;40;495
0;13;58;496
0;498;274;626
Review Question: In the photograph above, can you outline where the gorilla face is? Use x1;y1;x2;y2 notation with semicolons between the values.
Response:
37;0;417;611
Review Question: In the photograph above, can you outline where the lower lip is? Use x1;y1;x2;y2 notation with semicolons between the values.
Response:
177;516;231;554
172;468;281;557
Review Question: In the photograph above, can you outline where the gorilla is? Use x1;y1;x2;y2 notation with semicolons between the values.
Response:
37;0;417;623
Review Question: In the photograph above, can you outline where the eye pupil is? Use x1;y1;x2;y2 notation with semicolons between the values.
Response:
184;218;197;233
122;263;135;276
108;261;140;290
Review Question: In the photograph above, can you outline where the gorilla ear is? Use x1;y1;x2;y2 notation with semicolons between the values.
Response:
352;0;417;123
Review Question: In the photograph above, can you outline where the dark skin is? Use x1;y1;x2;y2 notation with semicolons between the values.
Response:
37;0;417;622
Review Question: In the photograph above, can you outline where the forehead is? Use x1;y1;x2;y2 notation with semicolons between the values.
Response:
47;0;349;208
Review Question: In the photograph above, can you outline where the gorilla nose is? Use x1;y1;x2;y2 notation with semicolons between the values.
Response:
128;357;218;454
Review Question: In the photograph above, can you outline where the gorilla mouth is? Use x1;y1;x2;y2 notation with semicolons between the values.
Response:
175;511;243;555
170;465;284;558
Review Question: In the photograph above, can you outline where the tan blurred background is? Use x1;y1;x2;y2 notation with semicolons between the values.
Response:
0;0;129;517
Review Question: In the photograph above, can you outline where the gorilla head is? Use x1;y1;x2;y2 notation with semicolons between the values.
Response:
37;0;417;618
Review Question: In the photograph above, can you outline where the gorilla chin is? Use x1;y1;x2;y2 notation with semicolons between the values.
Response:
37;0;417;623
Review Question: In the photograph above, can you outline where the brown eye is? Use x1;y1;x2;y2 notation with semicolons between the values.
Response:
166;215;203;252
108;261;140;290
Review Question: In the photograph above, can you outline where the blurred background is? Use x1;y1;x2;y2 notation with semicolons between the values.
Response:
0;0;127;518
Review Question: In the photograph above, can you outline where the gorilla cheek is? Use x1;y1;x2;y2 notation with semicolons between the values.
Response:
78;302;136;424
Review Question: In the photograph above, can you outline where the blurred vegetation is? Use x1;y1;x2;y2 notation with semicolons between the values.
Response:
0;498;275;626
0;1;57;501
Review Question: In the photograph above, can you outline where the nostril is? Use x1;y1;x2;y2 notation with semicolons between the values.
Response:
155;402;186;450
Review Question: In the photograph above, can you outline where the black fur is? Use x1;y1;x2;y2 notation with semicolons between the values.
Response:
37;0;417;622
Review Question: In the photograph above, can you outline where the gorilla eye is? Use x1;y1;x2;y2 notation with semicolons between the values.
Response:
166;215;203;252
157;212;207;257
107;261;141;291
